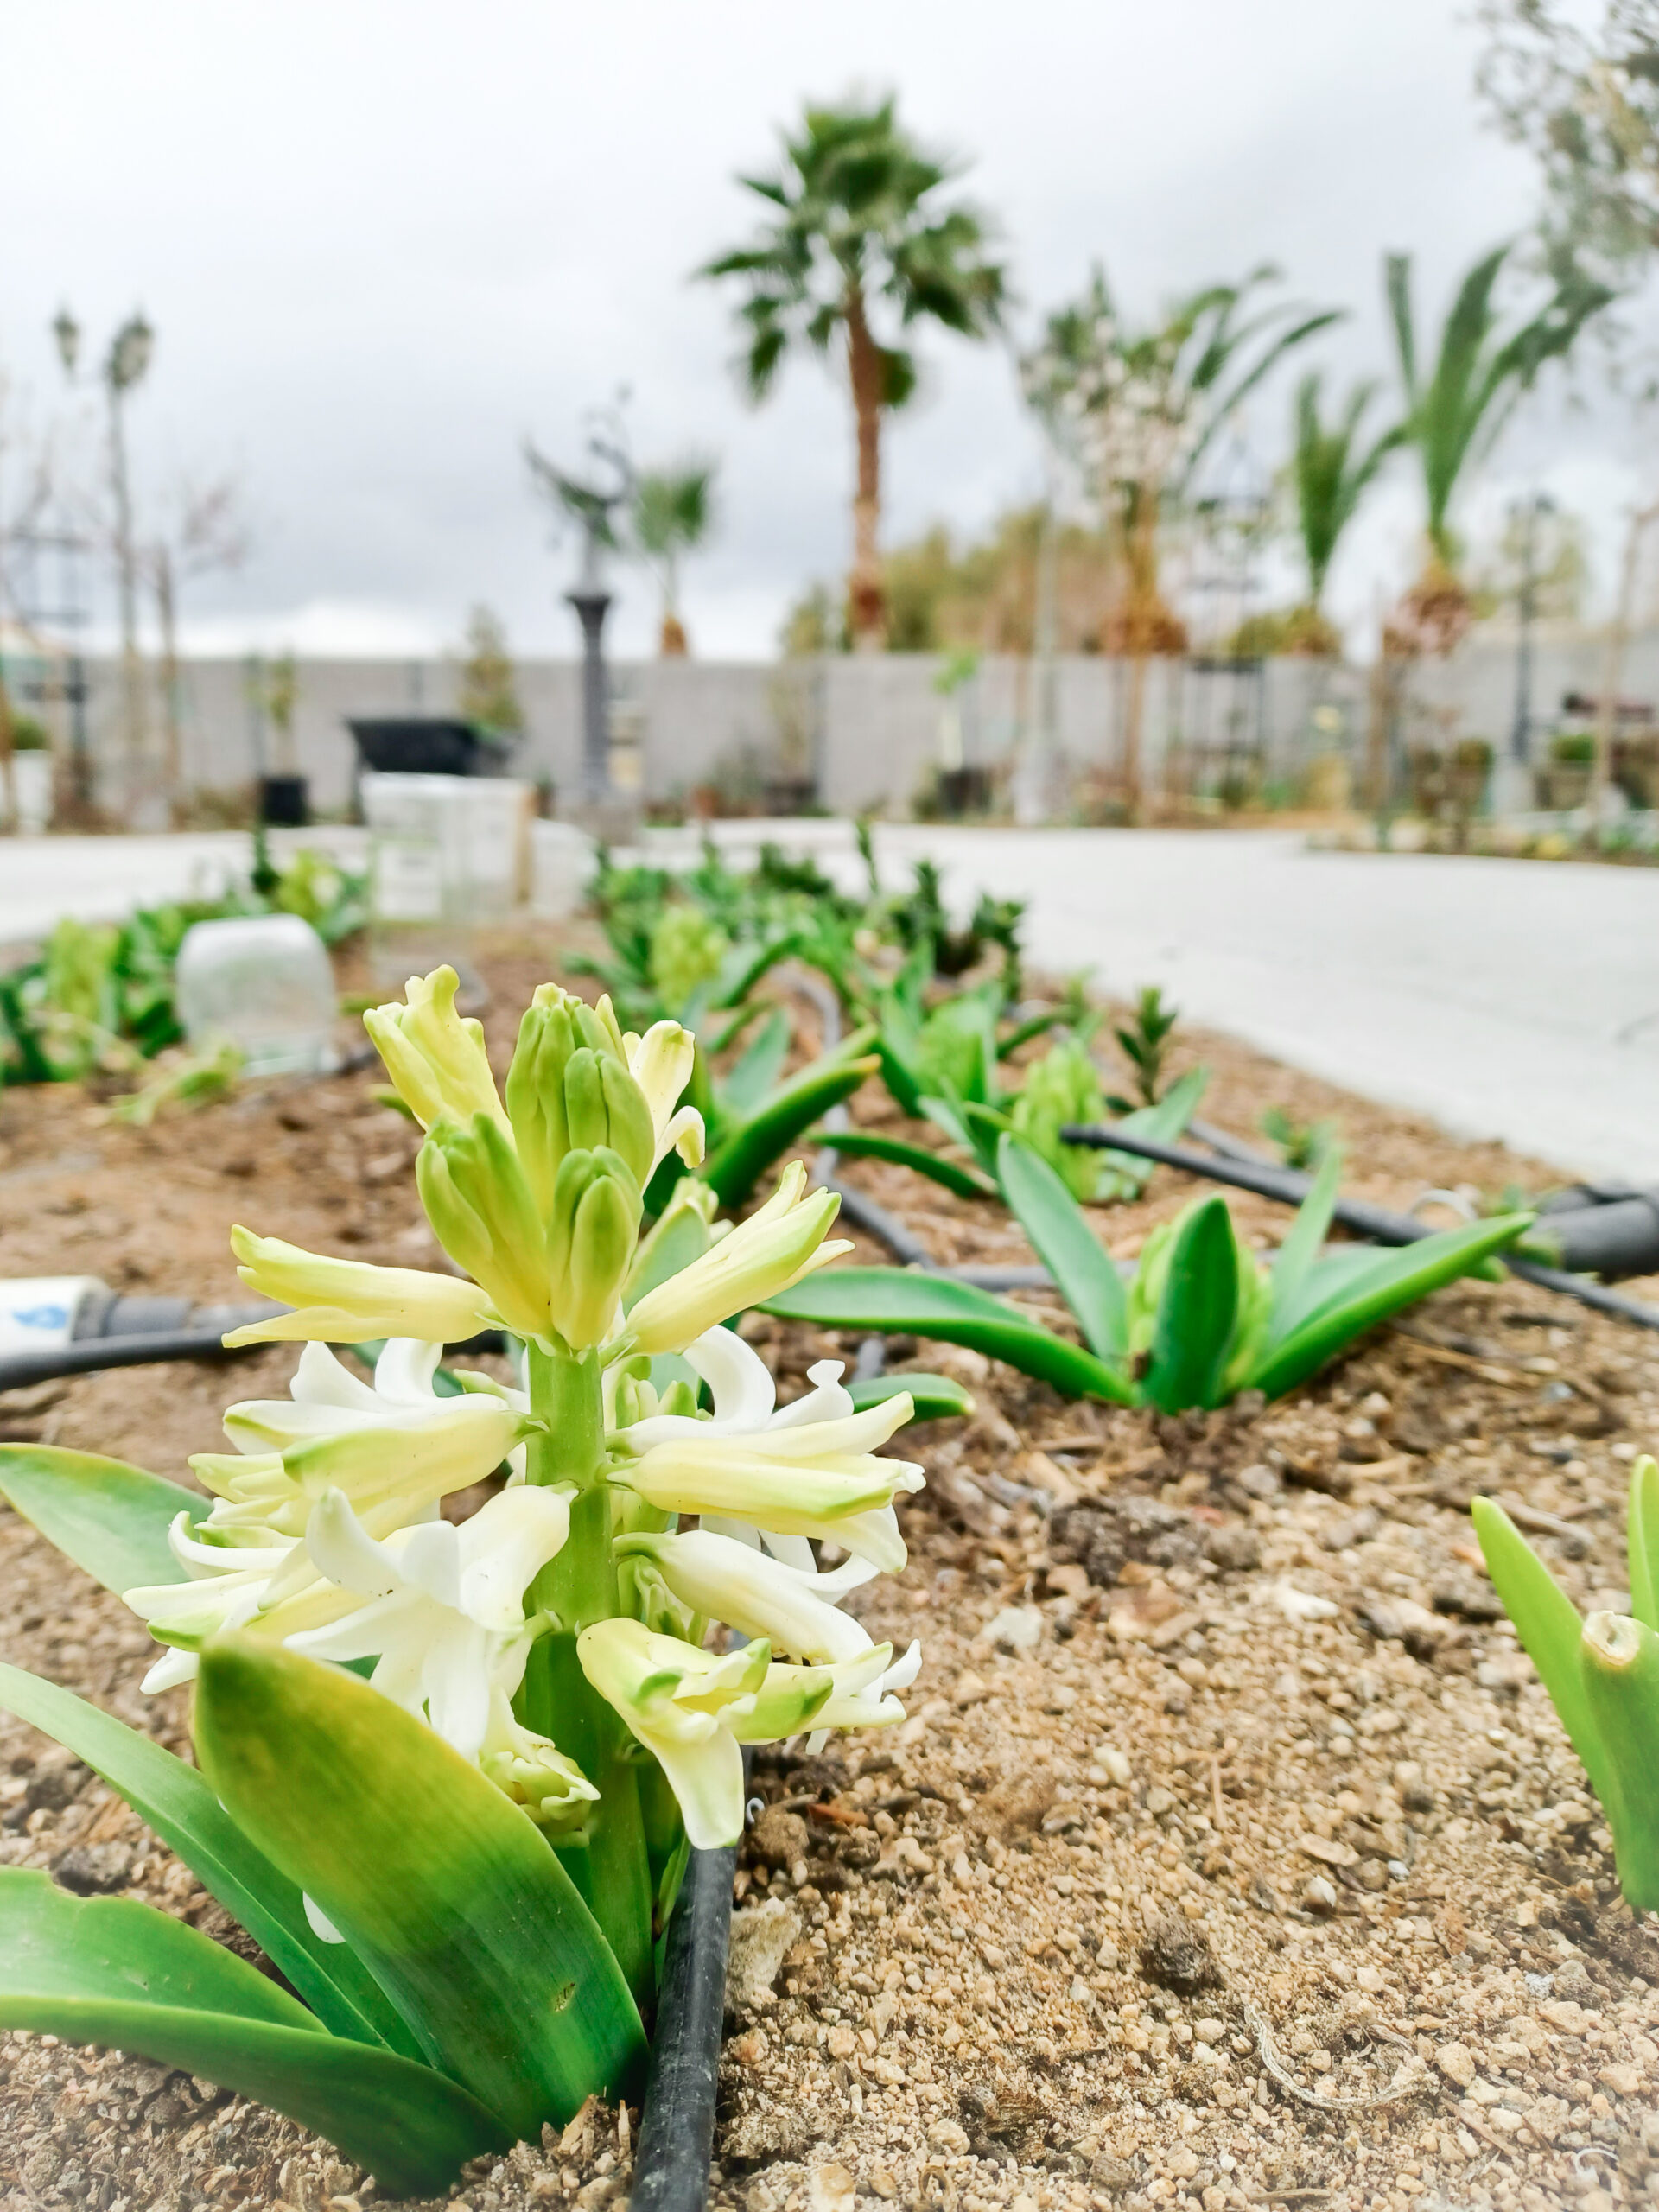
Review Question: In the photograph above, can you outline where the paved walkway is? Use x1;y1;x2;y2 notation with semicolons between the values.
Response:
4;823;1656;1182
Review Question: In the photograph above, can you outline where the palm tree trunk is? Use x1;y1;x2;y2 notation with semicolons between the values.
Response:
844;285;885;652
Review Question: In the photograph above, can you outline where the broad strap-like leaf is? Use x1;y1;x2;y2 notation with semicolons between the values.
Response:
0;1445;206;1594
711;929;804;1012
194;1638;647;2139
960;1099;1014;1175
1250;1212;1531;1402
1141;1196;1242;1414
701;1049;879;1209
762;1267;1134;1405
847;1371;976;1422
1578;1613;1659;1912
1267;1142;1344;1340
1472;1499;1613;1809
996;1131;1127;1362
718;1007;792;1117
819;1128;998;1200
0;1661;413;2054
0;1870;506;2195
1628;1456;1659;1634
1093;1067;1209;1196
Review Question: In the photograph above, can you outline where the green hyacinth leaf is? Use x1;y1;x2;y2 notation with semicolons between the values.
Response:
995;1130;1127;1362
1579;1612;1659;1910
1250;1212;1533;1402
1627;1456;1659;1635
1472;1497;1611;1803
762;1267;1134;1405
1266;1143;1344;1340
0;1661;414;2054
0;1870;506;2194
847;1371;976;1422
701;1050;878;1209
718;1008;793;1118
194;1637;646;2140
0;1445;206;1595
1140;1196;1243;1414
817;1128;998;1201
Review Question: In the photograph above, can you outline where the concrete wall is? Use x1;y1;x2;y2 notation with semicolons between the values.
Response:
10;624;1646;823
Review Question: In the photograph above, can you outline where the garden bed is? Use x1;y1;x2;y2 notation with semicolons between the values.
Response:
2;931;1657;2212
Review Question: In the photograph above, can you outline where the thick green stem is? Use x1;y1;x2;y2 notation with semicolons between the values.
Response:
518;1343;654;2014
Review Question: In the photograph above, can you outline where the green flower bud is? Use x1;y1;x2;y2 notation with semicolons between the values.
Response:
546;1146;643;1350
506;988;654;1211
416;1112;551;1339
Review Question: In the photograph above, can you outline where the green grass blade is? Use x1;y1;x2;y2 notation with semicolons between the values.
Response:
711;930;804;1011
847;1372;976;1421
718;1008;792;1117
0;1661;413;2054
701;1054;879;1209
995;1131;1127;1361
0;1870;507;2194
0;1445;205;1594
1472;1497;1611;1800
1628;1456;1659;1634
1249;1212;1532;1401
194;1638;647;2139
762;1268;1134;1404
1267;1143;1344;1341
820;1128;998;1200
1141;1196;1242;1413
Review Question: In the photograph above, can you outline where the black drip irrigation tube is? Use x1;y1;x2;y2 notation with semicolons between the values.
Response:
1060;1125;1659;1336
0;1298;284;1395
631;1834;740;2212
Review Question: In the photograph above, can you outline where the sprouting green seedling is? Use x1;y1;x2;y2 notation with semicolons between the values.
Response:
767;1137;1534;1413
1262;1103;1339;1173
1009;1037;1207;1204
109;1039;245;1126
1474;1458;1659;1910
1107;983;1179;1112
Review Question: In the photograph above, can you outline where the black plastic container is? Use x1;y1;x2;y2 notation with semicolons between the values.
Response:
347;717;516;778
258;774;310;826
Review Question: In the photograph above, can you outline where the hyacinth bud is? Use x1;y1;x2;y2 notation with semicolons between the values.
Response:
364;966;506;1134
416;1113;551;1339
506;987;655;1211
546;1146;643;1350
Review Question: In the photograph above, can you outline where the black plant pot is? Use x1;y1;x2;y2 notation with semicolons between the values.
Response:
259;774;310;827
632;1840;737;2212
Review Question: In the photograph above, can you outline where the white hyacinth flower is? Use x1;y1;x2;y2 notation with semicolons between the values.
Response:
280;1484;573;1760
623;1019;705;1174
616;1528;879;1664
624;1162;851;1357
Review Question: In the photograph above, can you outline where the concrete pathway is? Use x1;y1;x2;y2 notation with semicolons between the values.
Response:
4;822;1656;1183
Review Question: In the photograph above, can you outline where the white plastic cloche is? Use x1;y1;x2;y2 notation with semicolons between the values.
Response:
174;914;338;1077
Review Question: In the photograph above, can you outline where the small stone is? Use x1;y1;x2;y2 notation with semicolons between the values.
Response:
1096;1746;1133;1786
1137;1914;1221;1993
825;2023;856;2059
1272;1580;1338;1622
52;1842;134;1896
750;1806;810;1870
1089;2154;1136;2194
1302;1876;1338;1916
867;2172;898;2202
977;1605;1045;1653
927;2120;969;2155
728;2029;770;2065
1203;1523;1261;1573
952;1669;992;1708
726;1897;801;2009
1435;2041;1477;2089
1294;1834;1358;1868
1356;1967;1385;1993
1599;2061;1643;2097
809;2163;855;2212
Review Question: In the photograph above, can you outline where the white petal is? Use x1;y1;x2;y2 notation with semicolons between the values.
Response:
620;1325;777;1449
373;1338;445;1404
759;1531;818;1573
397;1521;462;1610
303;1892;346;1943
767;1359;854;1428
141;1646;200;1692
305;1489;404;1599
455;1487;571;1630
288;1590;418;1665
648;1726;747;1851
420;1618;494;1758
880;1638;924;1692
289;1340;383;1412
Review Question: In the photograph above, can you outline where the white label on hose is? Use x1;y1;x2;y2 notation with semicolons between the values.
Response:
0;1277;105;1356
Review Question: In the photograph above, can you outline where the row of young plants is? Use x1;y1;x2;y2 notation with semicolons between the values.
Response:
0;832;366;1090
0;856;1643;2192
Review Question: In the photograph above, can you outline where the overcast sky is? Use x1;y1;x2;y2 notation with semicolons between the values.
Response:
2;0;1648;663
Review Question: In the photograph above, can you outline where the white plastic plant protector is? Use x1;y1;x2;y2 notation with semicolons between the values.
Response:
175;914;337;1077
364;773;531;989
529;819;595;922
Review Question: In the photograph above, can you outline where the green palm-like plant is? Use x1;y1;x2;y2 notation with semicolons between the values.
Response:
633;462;717;656
700;95;1007;647
1385;244;1612;574
1287;372;1404;645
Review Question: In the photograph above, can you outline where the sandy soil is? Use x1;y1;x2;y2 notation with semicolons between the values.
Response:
1;932;1657;2212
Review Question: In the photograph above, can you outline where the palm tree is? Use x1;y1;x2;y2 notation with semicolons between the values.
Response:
1385;244;1612;627
1286;372;1403;652
632;461;717;657
700;95;1007;649
1024;265;1338;804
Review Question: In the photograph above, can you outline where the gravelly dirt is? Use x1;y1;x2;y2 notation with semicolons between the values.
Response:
2;929;1657;2212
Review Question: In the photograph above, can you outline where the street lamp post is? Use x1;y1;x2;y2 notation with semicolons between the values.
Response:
525;420;634;830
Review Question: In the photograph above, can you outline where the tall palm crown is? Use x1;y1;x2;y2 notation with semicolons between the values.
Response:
632;462;717;656
701;96;1007;645
1385;242;1611;568
1288;372;1403;614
